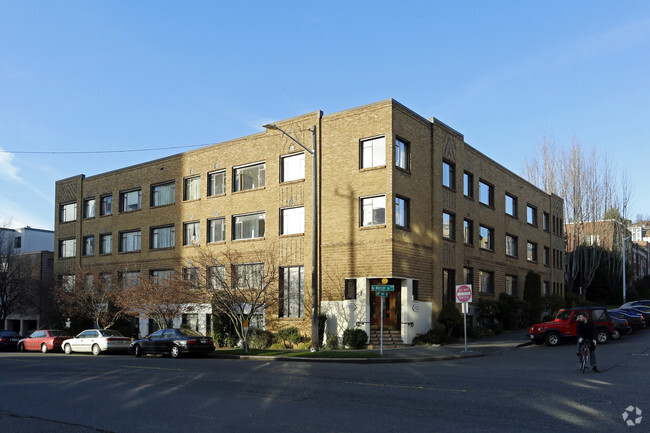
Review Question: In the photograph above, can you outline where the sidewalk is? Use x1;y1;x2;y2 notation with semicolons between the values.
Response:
214;329;533;363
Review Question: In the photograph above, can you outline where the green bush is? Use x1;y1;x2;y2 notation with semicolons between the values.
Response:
277;327;302;348
437;302;463;337
326;333;339;349
227;334;238;348
212;314;232;347
342;329;368;349
524;270;542;325
296;342;311;350
497;293;520;330
247;328;275;349
412;328;444;345
469;326;495;338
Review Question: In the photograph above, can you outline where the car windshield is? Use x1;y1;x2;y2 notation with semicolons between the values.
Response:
555;310;571;320
101;330;124;337
178;329;203;337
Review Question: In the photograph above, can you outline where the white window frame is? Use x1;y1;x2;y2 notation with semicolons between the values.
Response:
208;217;226;243
281;153;305;183
280;206;305;235
60;202;77;223
233;213;265;240
208;170;226;196
59;238;76;258
360;136;386;169
184;176;201;201
233;162;265;192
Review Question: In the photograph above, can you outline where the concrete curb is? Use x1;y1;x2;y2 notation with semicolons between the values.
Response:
210;351;486;364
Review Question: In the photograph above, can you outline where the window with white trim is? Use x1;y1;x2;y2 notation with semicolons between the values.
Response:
360;136;386;169
281;207;304;235
281;153;305;182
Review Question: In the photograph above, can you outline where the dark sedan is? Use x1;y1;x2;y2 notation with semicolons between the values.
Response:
130;328;214;358
0;330;21;350
619;306;650;323
609;310;646;331
610;316;632;339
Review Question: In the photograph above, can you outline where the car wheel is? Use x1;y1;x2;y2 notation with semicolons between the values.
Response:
91;344;101;356
134;344;142;357
18;343;25;352
610;328;621;340
41;344;48;353
596;330;609;344
624;327;633;335
64;344;72;354
170;345;180;358
544;332;560;346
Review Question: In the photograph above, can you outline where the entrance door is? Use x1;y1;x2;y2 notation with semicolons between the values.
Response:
369;278;400;330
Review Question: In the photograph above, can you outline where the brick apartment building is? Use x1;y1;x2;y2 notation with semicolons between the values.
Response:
54;99;565;344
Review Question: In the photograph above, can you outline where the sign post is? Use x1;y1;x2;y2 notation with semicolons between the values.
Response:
455;284;472;352
371;280;394;356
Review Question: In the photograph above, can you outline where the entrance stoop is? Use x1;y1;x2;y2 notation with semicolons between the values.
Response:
367;330;408;349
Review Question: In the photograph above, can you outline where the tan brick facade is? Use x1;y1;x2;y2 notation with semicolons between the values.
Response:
54;99;564;342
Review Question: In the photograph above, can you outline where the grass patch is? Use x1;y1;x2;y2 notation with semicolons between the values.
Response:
213;348;380;359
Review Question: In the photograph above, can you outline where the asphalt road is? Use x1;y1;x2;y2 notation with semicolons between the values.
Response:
1;329;648;433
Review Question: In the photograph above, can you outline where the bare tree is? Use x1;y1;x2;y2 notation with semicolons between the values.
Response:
53;264;127;330
118;270;205;330
191;244;280;352
0;225;39;327
523;137;630;300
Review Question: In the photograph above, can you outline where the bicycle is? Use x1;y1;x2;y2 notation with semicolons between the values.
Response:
578;341;590;373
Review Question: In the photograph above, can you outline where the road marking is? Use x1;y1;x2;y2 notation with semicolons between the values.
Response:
345;381;467;392
122;365;185;372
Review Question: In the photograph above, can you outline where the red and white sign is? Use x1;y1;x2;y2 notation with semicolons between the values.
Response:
455;284;472;303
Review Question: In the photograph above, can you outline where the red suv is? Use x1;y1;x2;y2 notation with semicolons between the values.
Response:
528;307;614;346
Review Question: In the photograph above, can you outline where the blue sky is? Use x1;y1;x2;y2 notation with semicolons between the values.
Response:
1;1;649;230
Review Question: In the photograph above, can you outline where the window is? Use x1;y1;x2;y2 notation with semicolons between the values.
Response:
281;153;305;182
60;202;77;223
182;313;199;331
505;194;517;218
281;207;304;235
100;234;112;254
234;162;265;192
527;204;537;226
232;263;264;289
151;225;175;249
543;212;550;231
505;234;518;257
463;172;473;198
151;269;174;283
14;237;21;248
463;267;473;285
527;241;538;262
100;195;112;216
479;225;494;251
120;271;140;288
505;275;518;297
184;176;201;201
83;236;94;256
233;213;265;240
183;267;200;289
442;161;455;189
345;279;357;300
279;266;304;318
208;265;225;290
360;136;386;169
395;138;410;170
412;280;420;300
360;195;386;226
443;212;455;240
119;230;141;253
395;196;409;228
543;281;550;296
84;198;95;219
208;170;226;196
442;269;456;305
120;190;141;212
479;270;494;294
479;180;494;207
151;181;175;207
61;275;75;291
183;221;200;246
208;218;226;243
59;239;76;258
544;246;550;266
464;219;473;245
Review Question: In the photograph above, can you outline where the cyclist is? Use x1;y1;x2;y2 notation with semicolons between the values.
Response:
576;313;599;372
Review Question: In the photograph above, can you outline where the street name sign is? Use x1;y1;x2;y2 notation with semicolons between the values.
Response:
371;285;394;292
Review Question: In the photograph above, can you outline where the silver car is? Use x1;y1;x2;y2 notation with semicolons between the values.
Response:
62;329;131;356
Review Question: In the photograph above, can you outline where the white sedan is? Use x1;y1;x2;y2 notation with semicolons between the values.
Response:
62;329;131;356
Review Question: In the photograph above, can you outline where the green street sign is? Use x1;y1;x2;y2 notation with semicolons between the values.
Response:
376;291;389;297
371;285;394;292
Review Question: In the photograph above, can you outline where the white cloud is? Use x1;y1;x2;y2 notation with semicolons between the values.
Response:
0;150;22;183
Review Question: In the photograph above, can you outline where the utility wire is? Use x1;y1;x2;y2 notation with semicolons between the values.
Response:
0;144;210;154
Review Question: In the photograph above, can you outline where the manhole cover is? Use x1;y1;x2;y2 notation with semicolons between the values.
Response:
578;398;612;405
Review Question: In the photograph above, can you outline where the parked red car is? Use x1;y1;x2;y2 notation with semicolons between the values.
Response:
18;330;72;353
528;307;614;346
